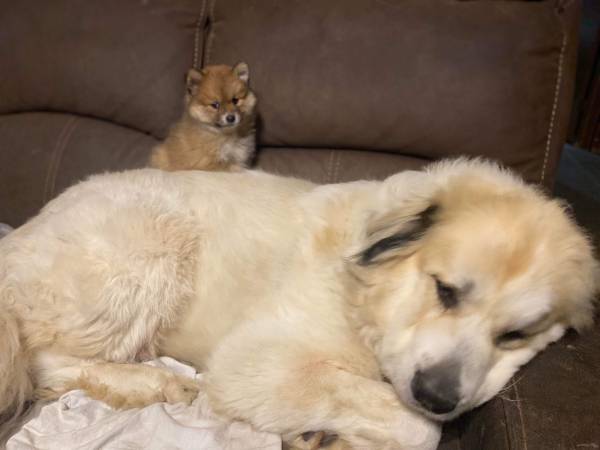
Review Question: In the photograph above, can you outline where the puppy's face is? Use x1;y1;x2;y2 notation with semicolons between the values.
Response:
354;162;598;421
185;63;257;131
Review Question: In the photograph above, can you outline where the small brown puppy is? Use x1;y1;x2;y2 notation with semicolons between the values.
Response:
150;63;257;171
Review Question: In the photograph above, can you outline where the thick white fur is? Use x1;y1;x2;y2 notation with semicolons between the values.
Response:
0;160;597;449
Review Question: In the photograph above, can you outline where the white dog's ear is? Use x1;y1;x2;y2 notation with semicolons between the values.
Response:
355;204;438;266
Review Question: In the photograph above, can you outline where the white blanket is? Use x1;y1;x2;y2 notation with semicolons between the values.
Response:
7;358;281;450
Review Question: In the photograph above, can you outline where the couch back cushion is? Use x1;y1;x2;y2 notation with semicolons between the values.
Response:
0;0;579;191
207;0;578;184
0;0;204;139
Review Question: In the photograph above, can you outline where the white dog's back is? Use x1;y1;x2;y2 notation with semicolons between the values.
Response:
0;169;314;431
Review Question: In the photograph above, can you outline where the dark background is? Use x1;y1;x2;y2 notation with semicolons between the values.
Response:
570;0;600;152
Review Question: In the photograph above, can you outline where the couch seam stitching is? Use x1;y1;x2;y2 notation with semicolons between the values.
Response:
512;381;528;450
204;0;217;66
43;117;71;201
51;118;78;199
541;29;567;184
499;384;514;450
44;117;77;203
333;150;341;183
326;150;335;184
454;419;463;450
3;110;163;141
43;123;62;203
192;0;208;69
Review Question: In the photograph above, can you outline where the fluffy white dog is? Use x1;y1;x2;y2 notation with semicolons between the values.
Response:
0;159;597;449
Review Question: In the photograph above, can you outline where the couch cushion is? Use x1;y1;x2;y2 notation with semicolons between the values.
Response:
256;148;427;184
0;0;205;139
0;116;427;226
0;113;156;227
207;0;579;186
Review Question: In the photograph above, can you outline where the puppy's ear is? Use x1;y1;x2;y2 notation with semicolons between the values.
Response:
356;205;438;266
186;68;203;95
233;62;249;82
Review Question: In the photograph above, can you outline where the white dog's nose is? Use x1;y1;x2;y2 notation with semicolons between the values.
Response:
411;363;460;414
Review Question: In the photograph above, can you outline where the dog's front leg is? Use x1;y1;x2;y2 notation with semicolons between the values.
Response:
205;334;440;450
34;353;200;409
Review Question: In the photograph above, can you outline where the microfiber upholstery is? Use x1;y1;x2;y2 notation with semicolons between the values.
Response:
206;0;580;186
0;0;204;138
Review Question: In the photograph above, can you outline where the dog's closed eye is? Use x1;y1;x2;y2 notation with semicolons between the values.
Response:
435;278;458;309
495;330;526;348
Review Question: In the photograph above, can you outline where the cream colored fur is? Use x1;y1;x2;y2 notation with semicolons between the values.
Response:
0;160;597;449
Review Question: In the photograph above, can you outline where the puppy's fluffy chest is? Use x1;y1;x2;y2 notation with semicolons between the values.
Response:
179;122;252;162
219;133;254;164
152;118;255;171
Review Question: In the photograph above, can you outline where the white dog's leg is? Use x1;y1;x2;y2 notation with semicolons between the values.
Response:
206;335;440;450
33;352;200;409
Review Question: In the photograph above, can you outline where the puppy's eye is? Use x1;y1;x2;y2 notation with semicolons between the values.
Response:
210;101;220;109
232;97;239;105
435;278;458;309
496;330;526;346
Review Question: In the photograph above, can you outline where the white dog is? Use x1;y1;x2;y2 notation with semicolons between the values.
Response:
0;159;597;449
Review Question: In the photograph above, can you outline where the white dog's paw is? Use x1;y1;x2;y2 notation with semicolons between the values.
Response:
389;411;441;450
162;374;201;405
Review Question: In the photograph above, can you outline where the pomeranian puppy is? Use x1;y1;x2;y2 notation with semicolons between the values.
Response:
150;63;257;171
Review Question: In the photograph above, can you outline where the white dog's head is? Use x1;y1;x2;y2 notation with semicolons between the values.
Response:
350;159;599;421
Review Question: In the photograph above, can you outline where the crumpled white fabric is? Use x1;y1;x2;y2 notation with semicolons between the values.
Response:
7;357;281;450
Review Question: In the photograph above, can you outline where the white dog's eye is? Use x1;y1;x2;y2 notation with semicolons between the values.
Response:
495;330;526;347
435;278;458;309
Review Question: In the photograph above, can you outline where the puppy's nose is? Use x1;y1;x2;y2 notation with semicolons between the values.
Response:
226;114;236;124
411;364;460;414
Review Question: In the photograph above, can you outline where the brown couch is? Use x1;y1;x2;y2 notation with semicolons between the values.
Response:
1;1;598;448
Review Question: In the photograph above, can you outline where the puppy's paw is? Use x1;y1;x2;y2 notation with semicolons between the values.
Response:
162;374;200;405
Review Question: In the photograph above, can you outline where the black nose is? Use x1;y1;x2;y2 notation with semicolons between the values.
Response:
411;364;460;414
226;114;236;123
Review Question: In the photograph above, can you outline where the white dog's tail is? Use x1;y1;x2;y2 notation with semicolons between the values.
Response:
0;300;34;444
